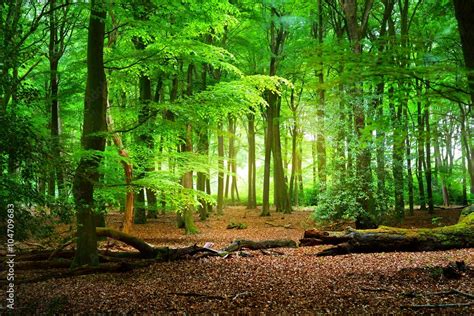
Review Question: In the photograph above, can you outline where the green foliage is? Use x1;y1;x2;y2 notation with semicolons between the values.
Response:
312;185;364;224
227;221;248;229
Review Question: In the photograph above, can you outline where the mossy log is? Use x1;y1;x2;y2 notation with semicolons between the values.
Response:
312;213;474;256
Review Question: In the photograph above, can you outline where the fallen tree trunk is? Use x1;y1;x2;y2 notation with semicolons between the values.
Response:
96;227;297;260
223;239;297;252
309;213;474;256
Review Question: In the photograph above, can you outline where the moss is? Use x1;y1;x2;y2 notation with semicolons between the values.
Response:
183;207;199;235
353;213;473;247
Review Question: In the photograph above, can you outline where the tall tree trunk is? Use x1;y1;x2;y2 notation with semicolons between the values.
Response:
459;103;474;197
311;137;317;188
416;80;426;210
272;96;292;213
247;112;257;209
315;0;326;190
180;63;198;234
453;0;474;109
433;123;449;207
106;106;134;234
196;64;211;220
49;0;59;199
404;107;414;215
261;98;273;216
341;0;375;226
133;72;153;225
217;122;225;214
390;84;405;220
72;0;107;267
453;0;474;196
196;127;210;220
424;83;434;213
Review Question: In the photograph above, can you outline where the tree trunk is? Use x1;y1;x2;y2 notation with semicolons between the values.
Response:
459;104;474;196
217;122;225;215
72;0;107;267
453;0;474;108
196;127;210;220
106;106;134;234
247;112;257;209
272;96;292;213
390;84;405;220
433;123;449;207
424;86;434;213
261;96;273;216
416;80;426;210
314;212;474;256
404;103;414;215
48;0;64;200
315;0;326;190
341;0;375;225
180;63;198;234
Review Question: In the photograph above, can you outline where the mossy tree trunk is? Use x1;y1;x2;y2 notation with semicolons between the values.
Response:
313;212;474;256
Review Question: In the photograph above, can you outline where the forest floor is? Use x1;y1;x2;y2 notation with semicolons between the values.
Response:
10;206;474;314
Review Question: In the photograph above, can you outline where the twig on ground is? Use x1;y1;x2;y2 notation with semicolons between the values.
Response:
265;222;292;229
401;302;474;309
426;289;474;300
361;287;391;292
169;292;225;300
232;291;252;301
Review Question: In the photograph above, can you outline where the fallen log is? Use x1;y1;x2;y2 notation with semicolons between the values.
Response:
223;239;297;252
316;212;474;256
97;228;297;259
302;229;352;245
307;211;474;255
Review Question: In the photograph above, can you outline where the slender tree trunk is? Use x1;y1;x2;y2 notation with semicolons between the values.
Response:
196;64;211;219
217;122;225;214
72;0;107;267
247;112;257;209
106;106;134;234
315;0;326;190
180;63;198;234
133;75;152;225
462;150;468;205
416;80;426;210
261;100;273;216
311;137;317;188
424;83;434;213
404;107;414;215
459;103;474;197
433;124;449;207
197;127;210;220
390;84;405;220
272;97;291;213
49;0;64;200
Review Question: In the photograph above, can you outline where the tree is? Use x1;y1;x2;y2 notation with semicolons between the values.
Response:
340;0;376;227
453;0;474;196
261;4;292;216
72;0;107;267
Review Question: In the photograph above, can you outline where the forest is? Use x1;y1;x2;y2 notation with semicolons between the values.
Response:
1;0;473;314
